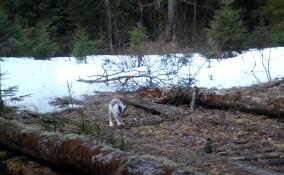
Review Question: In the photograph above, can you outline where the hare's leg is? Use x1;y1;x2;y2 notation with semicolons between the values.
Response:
109;112;114;126
114;112;124;125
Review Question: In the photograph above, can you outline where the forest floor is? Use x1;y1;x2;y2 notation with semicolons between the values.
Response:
2;89;284;175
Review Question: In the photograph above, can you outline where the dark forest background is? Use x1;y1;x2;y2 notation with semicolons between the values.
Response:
0;0;283;59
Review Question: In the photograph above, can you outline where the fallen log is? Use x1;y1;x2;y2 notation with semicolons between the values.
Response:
158;79;284;118
231;160;284;175
260;158;284;166
0;118;194;175
4;157;62;175
123;98;189;119
0;147;62;175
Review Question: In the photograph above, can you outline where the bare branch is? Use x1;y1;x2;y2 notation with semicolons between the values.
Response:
250;60;262;84
179;0;214;11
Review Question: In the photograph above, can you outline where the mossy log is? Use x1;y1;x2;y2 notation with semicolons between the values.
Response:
159;80;284;117
0;147;61;175
5;157;62;175
0;118;192;175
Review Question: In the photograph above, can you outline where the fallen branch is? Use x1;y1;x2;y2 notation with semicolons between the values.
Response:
49;97;83;109
78;74;151;84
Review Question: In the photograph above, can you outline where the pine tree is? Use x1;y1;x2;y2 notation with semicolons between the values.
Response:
248;25;275;49
129;23;148;54
0;9;10;42
0;9;15;56
32;25;57;59
207;4;247;56
72;26;106;62
260;0;284;45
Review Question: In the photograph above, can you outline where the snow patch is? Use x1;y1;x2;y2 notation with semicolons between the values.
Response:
0;47;283;113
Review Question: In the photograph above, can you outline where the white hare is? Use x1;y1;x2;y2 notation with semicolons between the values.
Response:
108;99;127;126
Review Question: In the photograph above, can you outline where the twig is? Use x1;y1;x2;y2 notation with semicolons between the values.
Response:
53;109;56;132
190;86;197;111
250;60;262;84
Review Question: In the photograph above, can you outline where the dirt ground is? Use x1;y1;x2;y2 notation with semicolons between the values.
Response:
8;91;284;175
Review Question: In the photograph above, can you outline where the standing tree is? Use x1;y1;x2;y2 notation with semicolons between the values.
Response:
0;68;28;117
0;9;10;42
129;23;149;67
260;0;284;45
72;27;95;63
0;9;17;56
72;26;106;63
248;25;275;81
207;1;247;57
165;0;178;42
105;0;114;53
32;25;57;59
129;23;148;46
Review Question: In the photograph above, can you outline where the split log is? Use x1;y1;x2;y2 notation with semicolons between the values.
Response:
123;98;189;119
0;118;194;175
158;79;284;118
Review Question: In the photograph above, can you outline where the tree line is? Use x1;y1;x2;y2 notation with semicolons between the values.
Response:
0;0;283;59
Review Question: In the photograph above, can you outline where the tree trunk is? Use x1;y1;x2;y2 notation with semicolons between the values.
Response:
165;0;177;42
0;118;193;175
105;0;114;53
158;80;284;118
203;0;208;27
138;0;143;24
193;0;197;36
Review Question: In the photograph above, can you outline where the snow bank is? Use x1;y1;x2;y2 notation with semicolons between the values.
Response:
187;48;284;88
0;47;283;113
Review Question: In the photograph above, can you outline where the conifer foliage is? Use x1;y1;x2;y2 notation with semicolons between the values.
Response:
0;0;283;58
207;5;247;55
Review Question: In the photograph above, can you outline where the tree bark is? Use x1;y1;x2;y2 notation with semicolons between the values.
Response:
193;0;197;36
105;0;114;53
158;80;284;118
1;154;62;175
165;0;177;42
202;0;208;27
0;118;193;175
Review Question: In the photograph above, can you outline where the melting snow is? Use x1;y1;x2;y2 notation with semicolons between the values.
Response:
0;47;283;113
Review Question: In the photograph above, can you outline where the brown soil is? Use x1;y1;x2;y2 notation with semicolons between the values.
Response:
7;91;284;175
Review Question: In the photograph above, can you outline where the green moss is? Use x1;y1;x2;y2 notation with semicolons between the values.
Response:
0;150;10;160
6;157;24;174
63;133;83;141
203;138;214;153
40;131;58;137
